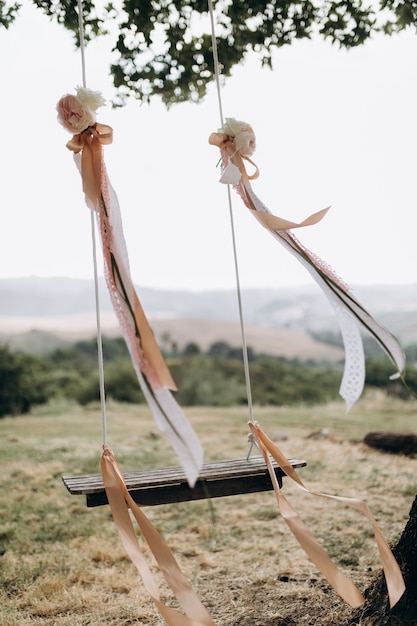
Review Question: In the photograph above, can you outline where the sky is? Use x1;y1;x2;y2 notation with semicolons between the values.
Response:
1;4;417;292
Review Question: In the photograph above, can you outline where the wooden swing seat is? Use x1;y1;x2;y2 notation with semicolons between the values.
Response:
62;456;307;508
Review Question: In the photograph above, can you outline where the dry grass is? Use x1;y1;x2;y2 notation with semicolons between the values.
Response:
1;392;416;625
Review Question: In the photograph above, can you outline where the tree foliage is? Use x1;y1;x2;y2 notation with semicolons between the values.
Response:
2;337;412;414
2;1;417;106
0;345;48;416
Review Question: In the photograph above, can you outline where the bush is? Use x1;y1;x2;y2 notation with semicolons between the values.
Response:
0;345;48;416
75;358;144;405
170;355;247;406
3;337;414;414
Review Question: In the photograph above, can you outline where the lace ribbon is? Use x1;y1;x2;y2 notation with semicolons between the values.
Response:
209;131;406;606
70;139;203;486
209;134;405;409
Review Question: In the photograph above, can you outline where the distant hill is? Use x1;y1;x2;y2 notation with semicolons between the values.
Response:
0;277;416;359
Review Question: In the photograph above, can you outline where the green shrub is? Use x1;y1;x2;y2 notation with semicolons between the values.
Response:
0;345;48;416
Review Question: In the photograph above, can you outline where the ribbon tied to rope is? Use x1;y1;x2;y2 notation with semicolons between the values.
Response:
57;87;204;487
209;116;406;608
209;118;405;409
209;130;260;184
66;122;113;209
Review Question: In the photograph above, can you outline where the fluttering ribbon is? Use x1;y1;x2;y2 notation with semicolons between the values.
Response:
97;161;204;479
57;88;203;487
209;118;406;607
248;422;406;608
58;87;209;626
101;446;216;626
209;125;406;410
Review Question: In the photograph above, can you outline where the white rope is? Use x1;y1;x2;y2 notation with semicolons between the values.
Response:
77;0;108;447
208;0;254;425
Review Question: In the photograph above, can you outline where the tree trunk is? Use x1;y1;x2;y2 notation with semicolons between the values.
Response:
344;496;417;625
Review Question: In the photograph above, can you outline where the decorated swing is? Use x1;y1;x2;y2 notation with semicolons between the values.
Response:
59;0;407;622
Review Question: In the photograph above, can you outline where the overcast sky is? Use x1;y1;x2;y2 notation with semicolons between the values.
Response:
1;4;416;292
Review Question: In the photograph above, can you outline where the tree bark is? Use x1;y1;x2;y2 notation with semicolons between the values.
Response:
344;496;417;625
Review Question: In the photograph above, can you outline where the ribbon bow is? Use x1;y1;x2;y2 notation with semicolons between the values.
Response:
66;122;113;209
209;131;260;183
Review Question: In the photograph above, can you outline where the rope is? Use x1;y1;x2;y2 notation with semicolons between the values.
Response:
208;0;254;425
77;0;108;447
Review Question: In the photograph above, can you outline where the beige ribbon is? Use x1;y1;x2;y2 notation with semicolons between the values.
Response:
132;290;178;390
67;125;175;391
248;422;405;608
66;122;113;208
209;132;405;607
101;447;216;626
249;205;330;231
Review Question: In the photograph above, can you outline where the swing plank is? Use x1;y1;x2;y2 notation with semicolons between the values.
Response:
62;456;307;507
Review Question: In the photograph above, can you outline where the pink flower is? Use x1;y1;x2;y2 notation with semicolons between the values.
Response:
56;94;96;134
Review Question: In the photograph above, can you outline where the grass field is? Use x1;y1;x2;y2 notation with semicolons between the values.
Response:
1;392;416;625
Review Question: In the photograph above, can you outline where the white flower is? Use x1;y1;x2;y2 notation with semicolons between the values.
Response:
219;118;249;137
218;117;256;158
76;86;106;112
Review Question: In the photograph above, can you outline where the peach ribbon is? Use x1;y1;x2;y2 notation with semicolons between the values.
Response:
132;288;178;390
101;447;216;626
70;140;203;486
209;130;405;410
209;133;327;229
66;122;113;209
209;129;405;606
250;205;330;231
248;422;405;608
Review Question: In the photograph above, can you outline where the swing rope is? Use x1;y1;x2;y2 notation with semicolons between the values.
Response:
208;0;254;427
76;0;107;447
